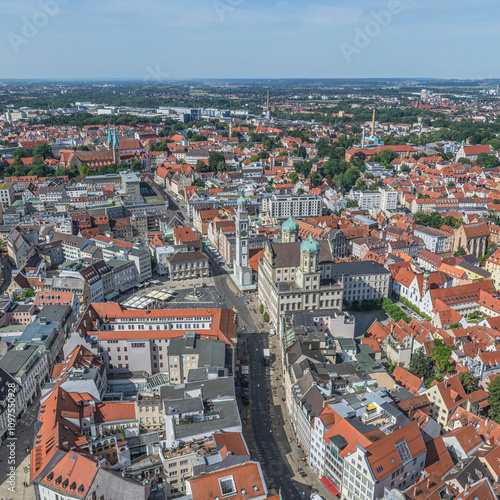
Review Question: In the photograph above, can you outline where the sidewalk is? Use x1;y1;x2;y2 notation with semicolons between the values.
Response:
237;291;337;499
0;453;35;500
267;331;339;499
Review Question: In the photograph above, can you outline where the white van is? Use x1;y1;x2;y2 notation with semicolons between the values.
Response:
311;495;325;500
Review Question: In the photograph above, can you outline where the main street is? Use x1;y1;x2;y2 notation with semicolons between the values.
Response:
0;395;39;500
213;274;310;500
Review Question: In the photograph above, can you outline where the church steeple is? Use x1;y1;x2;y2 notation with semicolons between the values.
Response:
109;126;120;164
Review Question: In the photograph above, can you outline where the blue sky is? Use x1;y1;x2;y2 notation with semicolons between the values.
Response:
0;0;497;80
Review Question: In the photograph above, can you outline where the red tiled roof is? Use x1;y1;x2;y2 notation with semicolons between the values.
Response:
187;462;266;500
213;432;249;456
365;421;426;481
393;366;424;395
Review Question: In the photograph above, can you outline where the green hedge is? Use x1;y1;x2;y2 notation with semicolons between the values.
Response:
381;298;411;324
399;297;432;321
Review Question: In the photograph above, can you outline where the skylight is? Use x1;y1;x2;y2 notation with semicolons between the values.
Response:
395;439;412;463
219;476;237;497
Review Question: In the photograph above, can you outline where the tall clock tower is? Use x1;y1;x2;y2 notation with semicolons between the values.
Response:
233;189;254;289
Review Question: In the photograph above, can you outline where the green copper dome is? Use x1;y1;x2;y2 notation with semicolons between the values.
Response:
301;233;320;253
237;188;246;203
282;215;299;233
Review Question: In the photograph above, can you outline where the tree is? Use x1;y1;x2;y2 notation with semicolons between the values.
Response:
377;149;398;166
361;299;376;311
259;304;264;314
409;348;432;380
263;312;269;322
13;148;34;160
431;338;454;373
401;164;410;173
288;171;299;184
350;151;366;168
347;199;359;208
297;188;304;195
340;166;360;191
308;171;322;187
458;371;477;394
149;140;170;152
130;158;142;173
208;151;226;172
458;157;471;165
192;179;205;188
485;155;499;168
476;152;490;164
33;142;53;159
353;179;367;191
79;163;92;177
196;160;209;173
488;375;500;422
454;246;466;257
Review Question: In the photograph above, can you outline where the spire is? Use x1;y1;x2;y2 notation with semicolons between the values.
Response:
111;126;120;164
107;126;112;147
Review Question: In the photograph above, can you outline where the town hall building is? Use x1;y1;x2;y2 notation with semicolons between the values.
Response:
258;216;344;327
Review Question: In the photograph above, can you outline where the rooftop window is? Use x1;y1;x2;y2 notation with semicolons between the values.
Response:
219;476;237;497
395;439;412;463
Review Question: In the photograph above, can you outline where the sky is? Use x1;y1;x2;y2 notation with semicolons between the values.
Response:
0;0;497;80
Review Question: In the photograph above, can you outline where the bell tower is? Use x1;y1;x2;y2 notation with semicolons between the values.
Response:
233;189;254;290
112;127;120;165
282;215;299;243
296;233;321;290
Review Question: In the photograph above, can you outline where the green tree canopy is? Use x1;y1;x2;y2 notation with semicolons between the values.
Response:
308;171;322;187
33;142;54;159
409;348;432;380
488;375;500;422
192;179;205;188
458;371;477;394
288;171;299;184
431;338;454;373
208;151;226;172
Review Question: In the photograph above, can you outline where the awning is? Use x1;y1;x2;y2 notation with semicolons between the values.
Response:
105;292;119;300
119;283;135;292
320;477;340;497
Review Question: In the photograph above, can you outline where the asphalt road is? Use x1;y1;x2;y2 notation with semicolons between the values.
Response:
213;275;308;500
